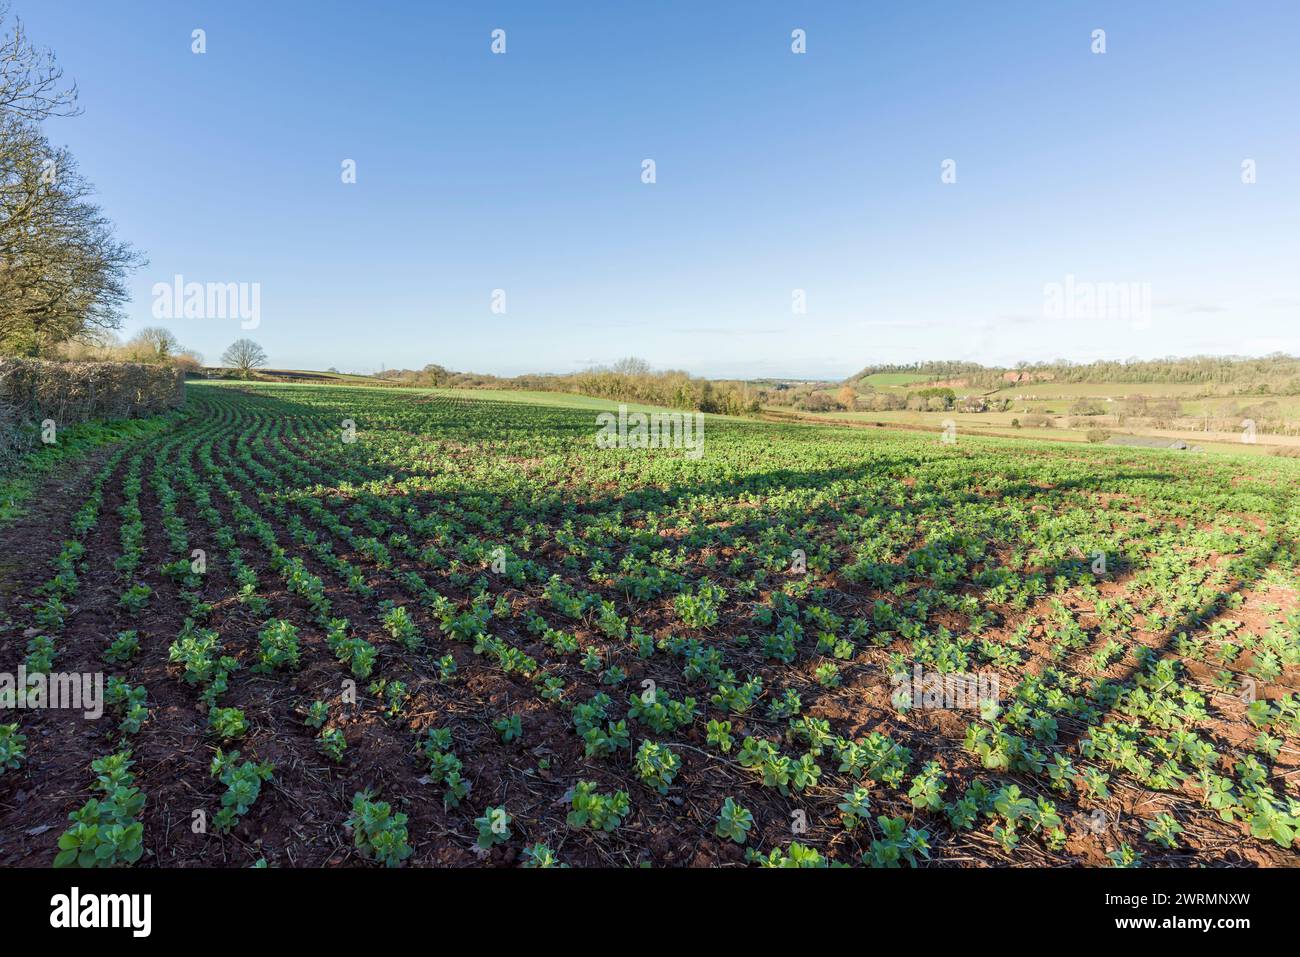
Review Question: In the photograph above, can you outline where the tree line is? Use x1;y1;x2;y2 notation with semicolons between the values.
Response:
376;357;763;416
849;355;1300;393
0;4;150;357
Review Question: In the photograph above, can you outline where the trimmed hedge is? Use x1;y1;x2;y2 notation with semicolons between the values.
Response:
0;358;183;463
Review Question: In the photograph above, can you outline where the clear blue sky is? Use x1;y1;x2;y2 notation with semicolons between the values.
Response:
20;0;1300;378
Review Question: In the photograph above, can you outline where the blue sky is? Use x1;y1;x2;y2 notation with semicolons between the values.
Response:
19;0;1300;378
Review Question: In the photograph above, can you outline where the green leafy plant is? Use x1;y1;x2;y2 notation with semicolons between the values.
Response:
582;719;629;759
493;714;523;743
304;700;329;729
475;805;512;849
347;791;412;867
1245;799;1297;848
436;653;458;680
1143;813;1183;849
208;706;248;741
254;618;301;672
673;582;726;629
0;723;27;773
210;749;274;832
54;752;145;868
837;785;872;831
24;634;55;673
104;678;148;735
866;815;931;868
566;780;630;831
117;583;153;615
715;796;753;844
747;841;828;868
706;718;734;752
319;727;347;763
814;661;841;688
907;761;947;811
104;630;141;664
368;678;409;718
1107;843;1142;867
380;602;422;650
633;739;681;794
521;843;567;867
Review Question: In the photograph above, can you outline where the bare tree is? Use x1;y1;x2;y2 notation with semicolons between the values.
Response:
173;348;203;373
0;3;80;123
54;327;200;369
610;356;651;377
222;338;267;378
420;362;450;386
0;7;142;356
126;326;180;363
0;130;144;354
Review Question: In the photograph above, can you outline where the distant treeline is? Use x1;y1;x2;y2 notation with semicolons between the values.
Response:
850;355;1300;393
374;353;1300;416
847;360;986;381
1;9;143;358
375;358;763;415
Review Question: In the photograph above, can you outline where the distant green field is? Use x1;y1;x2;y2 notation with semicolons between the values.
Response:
859;372;934;388
262;368;392;384
412;387;674;414
986;381;1263;400
777;406;1299;456
207;381;698;418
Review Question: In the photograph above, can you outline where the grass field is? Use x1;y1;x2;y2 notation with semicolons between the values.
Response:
201;368;395;386
783;406;1300;456
859;372;937;389
838;374;1300;444
2;381;1298;868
